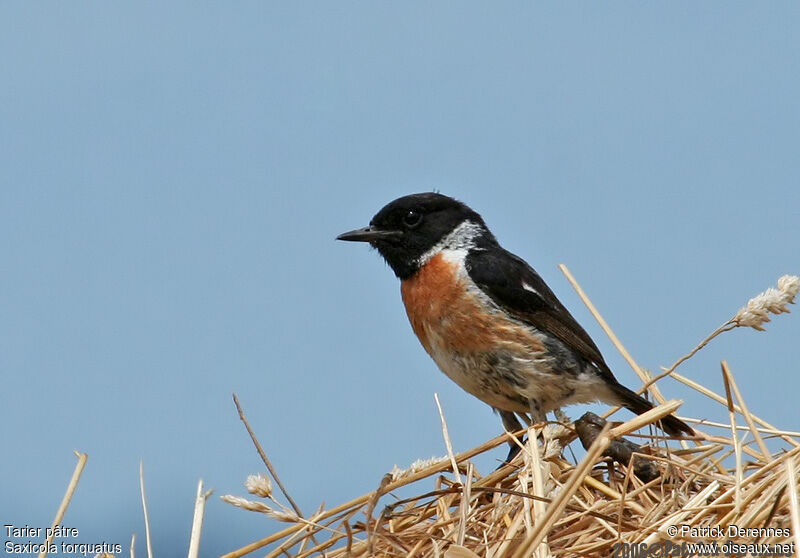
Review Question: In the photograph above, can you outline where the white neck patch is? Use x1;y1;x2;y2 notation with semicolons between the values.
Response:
416;220;484;266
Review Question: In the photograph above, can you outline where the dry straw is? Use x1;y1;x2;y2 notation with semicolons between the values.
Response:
38;451;87;558
221;271;799;557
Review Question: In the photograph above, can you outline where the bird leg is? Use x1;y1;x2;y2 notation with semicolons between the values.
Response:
499;411;526;465
553;407;572;425
498;400;548;466
528;399;547;427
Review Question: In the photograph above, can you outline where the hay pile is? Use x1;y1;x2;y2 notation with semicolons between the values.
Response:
220;272;799;558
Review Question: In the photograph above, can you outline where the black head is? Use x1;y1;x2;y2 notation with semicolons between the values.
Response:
337;193;495;279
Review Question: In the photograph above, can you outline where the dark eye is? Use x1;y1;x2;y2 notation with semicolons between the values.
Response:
402;210;422;228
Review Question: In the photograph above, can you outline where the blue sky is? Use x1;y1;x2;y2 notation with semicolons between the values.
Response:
2;3;798;556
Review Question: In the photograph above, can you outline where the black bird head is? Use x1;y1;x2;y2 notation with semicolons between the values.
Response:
337;192;494;279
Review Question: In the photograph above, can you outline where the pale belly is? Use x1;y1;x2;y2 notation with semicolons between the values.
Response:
423;324;610;414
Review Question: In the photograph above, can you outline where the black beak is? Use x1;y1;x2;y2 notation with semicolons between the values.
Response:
336;226;402;242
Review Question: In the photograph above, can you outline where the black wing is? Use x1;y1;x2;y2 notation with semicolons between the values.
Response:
466;248;694;437
465;248;618;384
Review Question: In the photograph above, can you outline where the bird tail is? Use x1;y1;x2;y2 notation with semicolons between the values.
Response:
608;382;694;437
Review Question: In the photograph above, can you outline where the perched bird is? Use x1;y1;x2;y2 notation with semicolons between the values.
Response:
337;193;692;439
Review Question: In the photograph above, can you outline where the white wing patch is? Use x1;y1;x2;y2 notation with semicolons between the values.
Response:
521;281;540;297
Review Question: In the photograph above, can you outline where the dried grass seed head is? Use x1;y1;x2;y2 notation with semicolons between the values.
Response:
221;494;273;513
390;456;448;482
245;473;274;498
734;274;799;330
778;274;799;302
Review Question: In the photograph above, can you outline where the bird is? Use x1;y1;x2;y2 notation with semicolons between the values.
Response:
337;192;693;440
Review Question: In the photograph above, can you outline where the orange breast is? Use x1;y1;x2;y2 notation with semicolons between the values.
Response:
400;253;544;356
